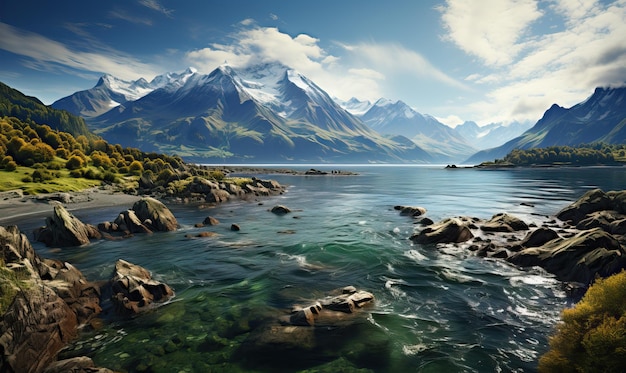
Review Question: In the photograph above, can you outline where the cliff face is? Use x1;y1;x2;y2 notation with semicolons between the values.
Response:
0;225;102;373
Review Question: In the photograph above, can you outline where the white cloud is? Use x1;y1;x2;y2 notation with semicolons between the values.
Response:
0;22;161;81
339;42;469;90
139;0;174;17
438;0;543;66
439;0;626;124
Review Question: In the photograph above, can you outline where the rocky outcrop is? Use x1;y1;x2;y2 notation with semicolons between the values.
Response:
33;204;101;247
161;176;284;203
131;197;178;232
410;217;474;244
556;188;613;224
508;228;626;284
110;259;174;314
0;225;103;373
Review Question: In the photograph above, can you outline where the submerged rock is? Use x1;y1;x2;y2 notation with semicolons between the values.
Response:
271;205;291;215
394;205;427;217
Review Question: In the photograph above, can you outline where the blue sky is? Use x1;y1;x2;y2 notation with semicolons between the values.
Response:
1;0;625;126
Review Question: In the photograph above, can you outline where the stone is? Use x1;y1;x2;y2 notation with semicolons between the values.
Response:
518;227;560;248
131;197;178;232
33;204;101;247
507;228;626;284
110;259;174;314
480;213;529;232
556;188;612;224
271;205;291;215
203;216;220;225
410;218;474;245
394;205;427;217
231;224;241;231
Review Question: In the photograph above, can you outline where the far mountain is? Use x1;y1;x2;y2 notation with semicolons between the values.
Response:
466;86;626;164
335;97;373;116
453;120;532;150
51;68;196;118
78;63;430;163
356;98;477;163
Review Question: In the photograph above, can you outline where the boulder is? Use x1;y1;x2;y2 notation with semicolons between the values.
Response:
518;227;560;248
480;213;529;232
33;204;101;247
507;228;626;284
271;205;291;215
203;216;220;226
394;205;427;217
556;188;612;224
410;218;474;245
110;259;174;314
0;225;102;373
206;189;230;203
231;224;241;231
131;197;178;232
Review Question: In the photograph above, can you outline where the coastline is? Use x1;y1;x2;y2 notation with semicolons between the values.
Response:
0;186;142;225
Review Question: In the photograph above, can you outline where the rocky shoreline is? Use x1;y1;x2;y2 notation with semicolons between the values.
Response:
0;174;286;372
399;188;626;296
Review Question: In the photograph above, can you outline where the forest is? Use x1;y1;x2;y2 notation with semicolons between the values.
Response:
483;143;626;167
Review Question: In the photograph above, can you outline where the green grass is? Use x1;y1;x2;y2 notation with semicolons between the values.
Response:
0;166;102;195
0;259;31;314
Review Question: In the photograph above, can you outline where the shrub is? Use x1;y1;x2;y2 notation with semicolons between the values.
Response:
4;161;17;172
66;155;84;170
129;160;144;175
539;270;626;372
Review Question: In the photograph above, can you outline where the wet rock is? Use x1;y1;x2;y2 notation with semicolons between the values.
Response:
271;205;291;215
44;356;114;373
231;224;241;231
410;218;474;244
556;188;612;224
480;213;529;232
33;204;101;247
517;227;560;249
131;197;178;232
203;216;220;226
110;259;174;314
394;205;427;217
507;228;626;284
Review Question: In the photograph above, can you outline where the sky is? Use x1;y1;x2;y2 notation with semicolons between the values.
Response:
1;0;625;127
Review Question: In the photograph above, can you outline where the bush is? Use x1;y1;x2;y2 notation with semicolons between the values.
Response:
539;270;626;372
4;161;17;172
129;160;144;175
66;155;84;170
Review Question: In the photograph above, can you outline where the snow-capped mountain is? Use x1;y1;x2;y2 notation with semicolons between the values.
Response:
335;97;373;116
466;86;626;164
80;63;430;163
453;120;531;150
52;68;196;118
356;98;477;163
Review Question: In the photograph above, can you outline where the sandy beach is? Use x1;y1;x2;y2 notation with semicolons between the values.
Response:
0;186;143;225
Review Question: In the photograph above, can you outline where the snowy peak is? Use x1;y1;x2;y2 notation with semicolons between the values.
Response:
335;97;373;116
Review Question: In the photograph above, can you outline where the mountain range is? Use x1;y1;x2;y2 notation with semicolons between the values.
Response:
466;86;626;164
54;63;431;163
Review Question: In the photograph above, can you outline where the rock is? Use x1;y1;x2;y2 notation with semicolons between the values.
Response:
507;228;626;284
33;204;101;247
110;259;174;314
480;213;529;232
131;197;178;232
271;205;291;215
44;356;114;373
394;205;427;217
231;224;241;231
206;189;230;203
305;168;328;175
556;188;612;224
203;216;220;225
0;225;102;373
519;227;560;248
410;218;474;244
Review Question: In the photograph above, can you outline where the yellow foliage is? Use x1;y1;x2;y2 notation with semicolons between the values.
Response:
539;270;626;372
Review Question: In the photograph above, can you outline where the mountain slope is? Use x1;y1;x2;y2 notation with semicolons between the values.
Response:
83;64;431;163
51;68;196;118
466;86;626;164
0;81;93;137
358;98;476;163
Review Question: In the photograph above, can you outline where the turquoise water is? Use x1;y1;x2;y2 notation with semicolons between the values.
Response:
22;166;626;372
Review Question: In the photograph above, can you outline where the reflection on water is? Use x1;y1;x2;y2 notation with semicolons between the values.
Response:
22;165;626;372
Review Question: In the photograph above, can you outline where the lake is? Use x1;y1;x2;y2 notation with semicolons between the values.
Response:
19;165;626;372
